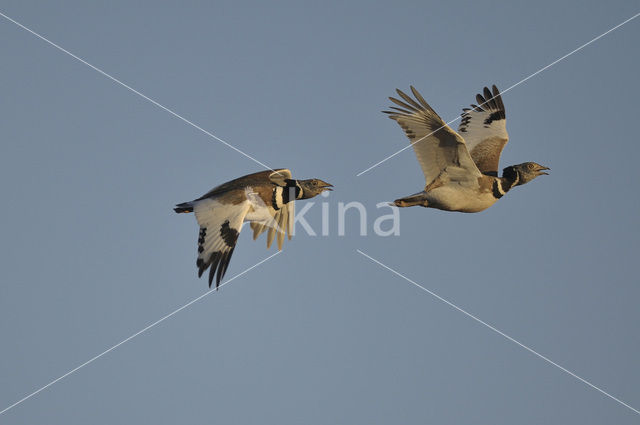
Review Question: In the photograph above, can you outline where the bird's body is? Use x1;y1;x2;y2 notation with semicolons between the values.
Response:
385;85;548;213
175;169;332;288
399;177;497;213
394;166;530;212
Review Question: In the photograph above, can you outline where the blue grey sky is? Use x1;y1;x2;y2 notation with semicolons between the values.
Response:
1;1;639;424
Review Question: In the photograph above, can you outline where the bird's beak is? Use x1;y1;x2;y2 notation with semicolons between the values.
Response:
538;165;550;176
319;181;333;191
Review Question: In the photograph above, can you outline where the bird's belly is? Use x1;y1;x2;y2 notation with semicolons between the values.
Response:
426;187;497;213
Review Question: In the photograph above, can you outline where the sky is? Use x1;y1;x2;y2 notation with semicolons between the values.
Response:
1;1;639;424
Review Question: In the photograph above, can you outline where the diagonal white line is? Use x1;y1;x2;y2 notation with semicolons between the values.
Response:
0;251;281;416
356;249;640;415
357;11;640;177
0;10;276;173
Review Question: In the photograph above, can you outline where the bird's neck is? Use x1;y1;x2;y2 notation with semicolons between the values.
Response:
493;174;519;199
283;179;303;200
272;184;301;211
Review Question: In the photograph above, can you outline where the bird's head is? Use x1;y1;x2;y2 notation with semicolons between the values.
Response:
503;162;550;186
297;178;333;199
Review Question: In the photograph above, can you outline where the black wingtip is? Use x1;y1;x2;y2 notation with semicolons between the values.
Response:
196;258;205;278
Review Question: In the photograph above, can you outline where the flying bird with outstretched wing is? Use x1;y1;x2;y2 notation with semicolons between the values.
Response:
175;169;332;288
384;85;548;212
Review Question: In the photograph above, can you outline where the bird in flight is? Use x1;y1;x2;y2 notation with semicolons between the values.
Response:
384;85;548;212
174;169;332;288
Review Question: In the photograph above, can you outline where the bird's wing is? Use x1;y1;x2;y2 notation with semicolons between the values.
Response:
192;198;251;288
247;188;294;250
254;168;294;248
457;85;508;176
266;202;294;250
196;169;291;200
268;168;292;186
384;86;481;186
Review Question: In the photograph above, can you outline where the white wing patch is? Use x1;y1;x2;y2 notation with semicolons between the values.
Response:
192;198;250;288
458;107;508;146
457;85;509;174
458;86;508;149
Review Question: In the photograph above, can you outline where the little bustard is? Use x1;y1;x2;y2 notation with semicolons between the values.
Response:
384;85;548;212
175;169;332;288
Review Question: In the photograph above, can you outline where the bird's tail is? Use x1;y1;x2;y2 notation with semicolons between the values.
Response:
174;202;194;213
393;193;427;208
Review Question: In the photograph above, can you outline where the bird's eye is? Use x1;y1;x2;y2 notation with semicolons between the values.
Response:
528;164;534;170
